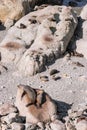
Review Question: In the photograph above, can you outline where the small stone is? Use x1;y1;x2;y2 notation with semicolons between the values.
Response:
66;120;76;130
52;75;61;81
73;52;84;58
25;123;37;130
63;53;71;61
45;123;51;130
50;69;59;76
50;120;66;130
1;112;17;124
76;117;87;130
11;123;25;130
37;122;44;129
40;76;49;82
29;19;37;24
1;124;11;130
0;103;18;116
73;67;77;70
9;96;14;100
4;18;14;29
62;74;70;78
39;86;43;88
19;23;26;29
72;62;84;67
69;110;84;120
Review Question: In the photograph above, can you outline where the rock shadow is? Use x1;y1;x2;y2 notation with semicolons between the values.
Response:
67;17;85;52
63;0;87;7
0;24;6;31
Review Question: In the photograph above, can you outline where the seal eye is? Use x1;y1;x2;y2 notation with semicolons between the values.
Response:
21;90;26;100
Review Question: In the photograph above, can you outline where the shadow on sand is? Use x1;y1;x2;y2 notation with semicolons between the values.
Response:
0;24;6;31
54;100;72;122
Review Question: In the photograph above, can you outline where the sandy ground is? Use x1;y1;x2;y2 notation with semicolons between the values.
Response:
0;50;87;113
0;4;87;116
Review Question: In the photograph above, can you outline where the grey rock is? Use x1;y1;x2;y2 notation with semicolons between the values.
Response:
0;103;18;116
11;122;25;130
50;69;58;76
0;5;77;76
25;123;38;130
1;124;11;130
76;5;87;60
50;120;66;130
1;113;17;124
75;118;87;130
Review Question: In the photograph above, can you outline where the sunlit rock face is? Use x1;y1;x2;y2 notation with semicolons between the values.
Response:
0;5;77;76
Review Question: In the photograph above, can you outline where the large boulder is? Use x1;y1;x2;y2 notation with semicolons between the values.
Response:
0;5;78;76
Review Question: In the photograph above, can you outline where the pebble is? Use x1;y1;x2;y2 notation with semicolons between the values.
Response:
50;69;59;76
25;123;38;130
62;74;70;78
19;23;27;29
11;122;25;130
50;120;66;130
1;124;11;130
66;120;76;130
63;53;71;61
40;76;49;82
9;96;14;100
52;75;61;81
73;52;84;58
72;62;84;67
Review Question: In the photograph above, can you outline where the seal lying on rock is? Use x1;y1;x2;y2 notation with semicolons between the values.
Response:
15;84;58;124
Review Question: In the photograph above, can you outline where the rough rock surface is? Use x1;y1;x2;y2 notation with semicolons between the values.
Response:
0;5;77;76
76;4;87;59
